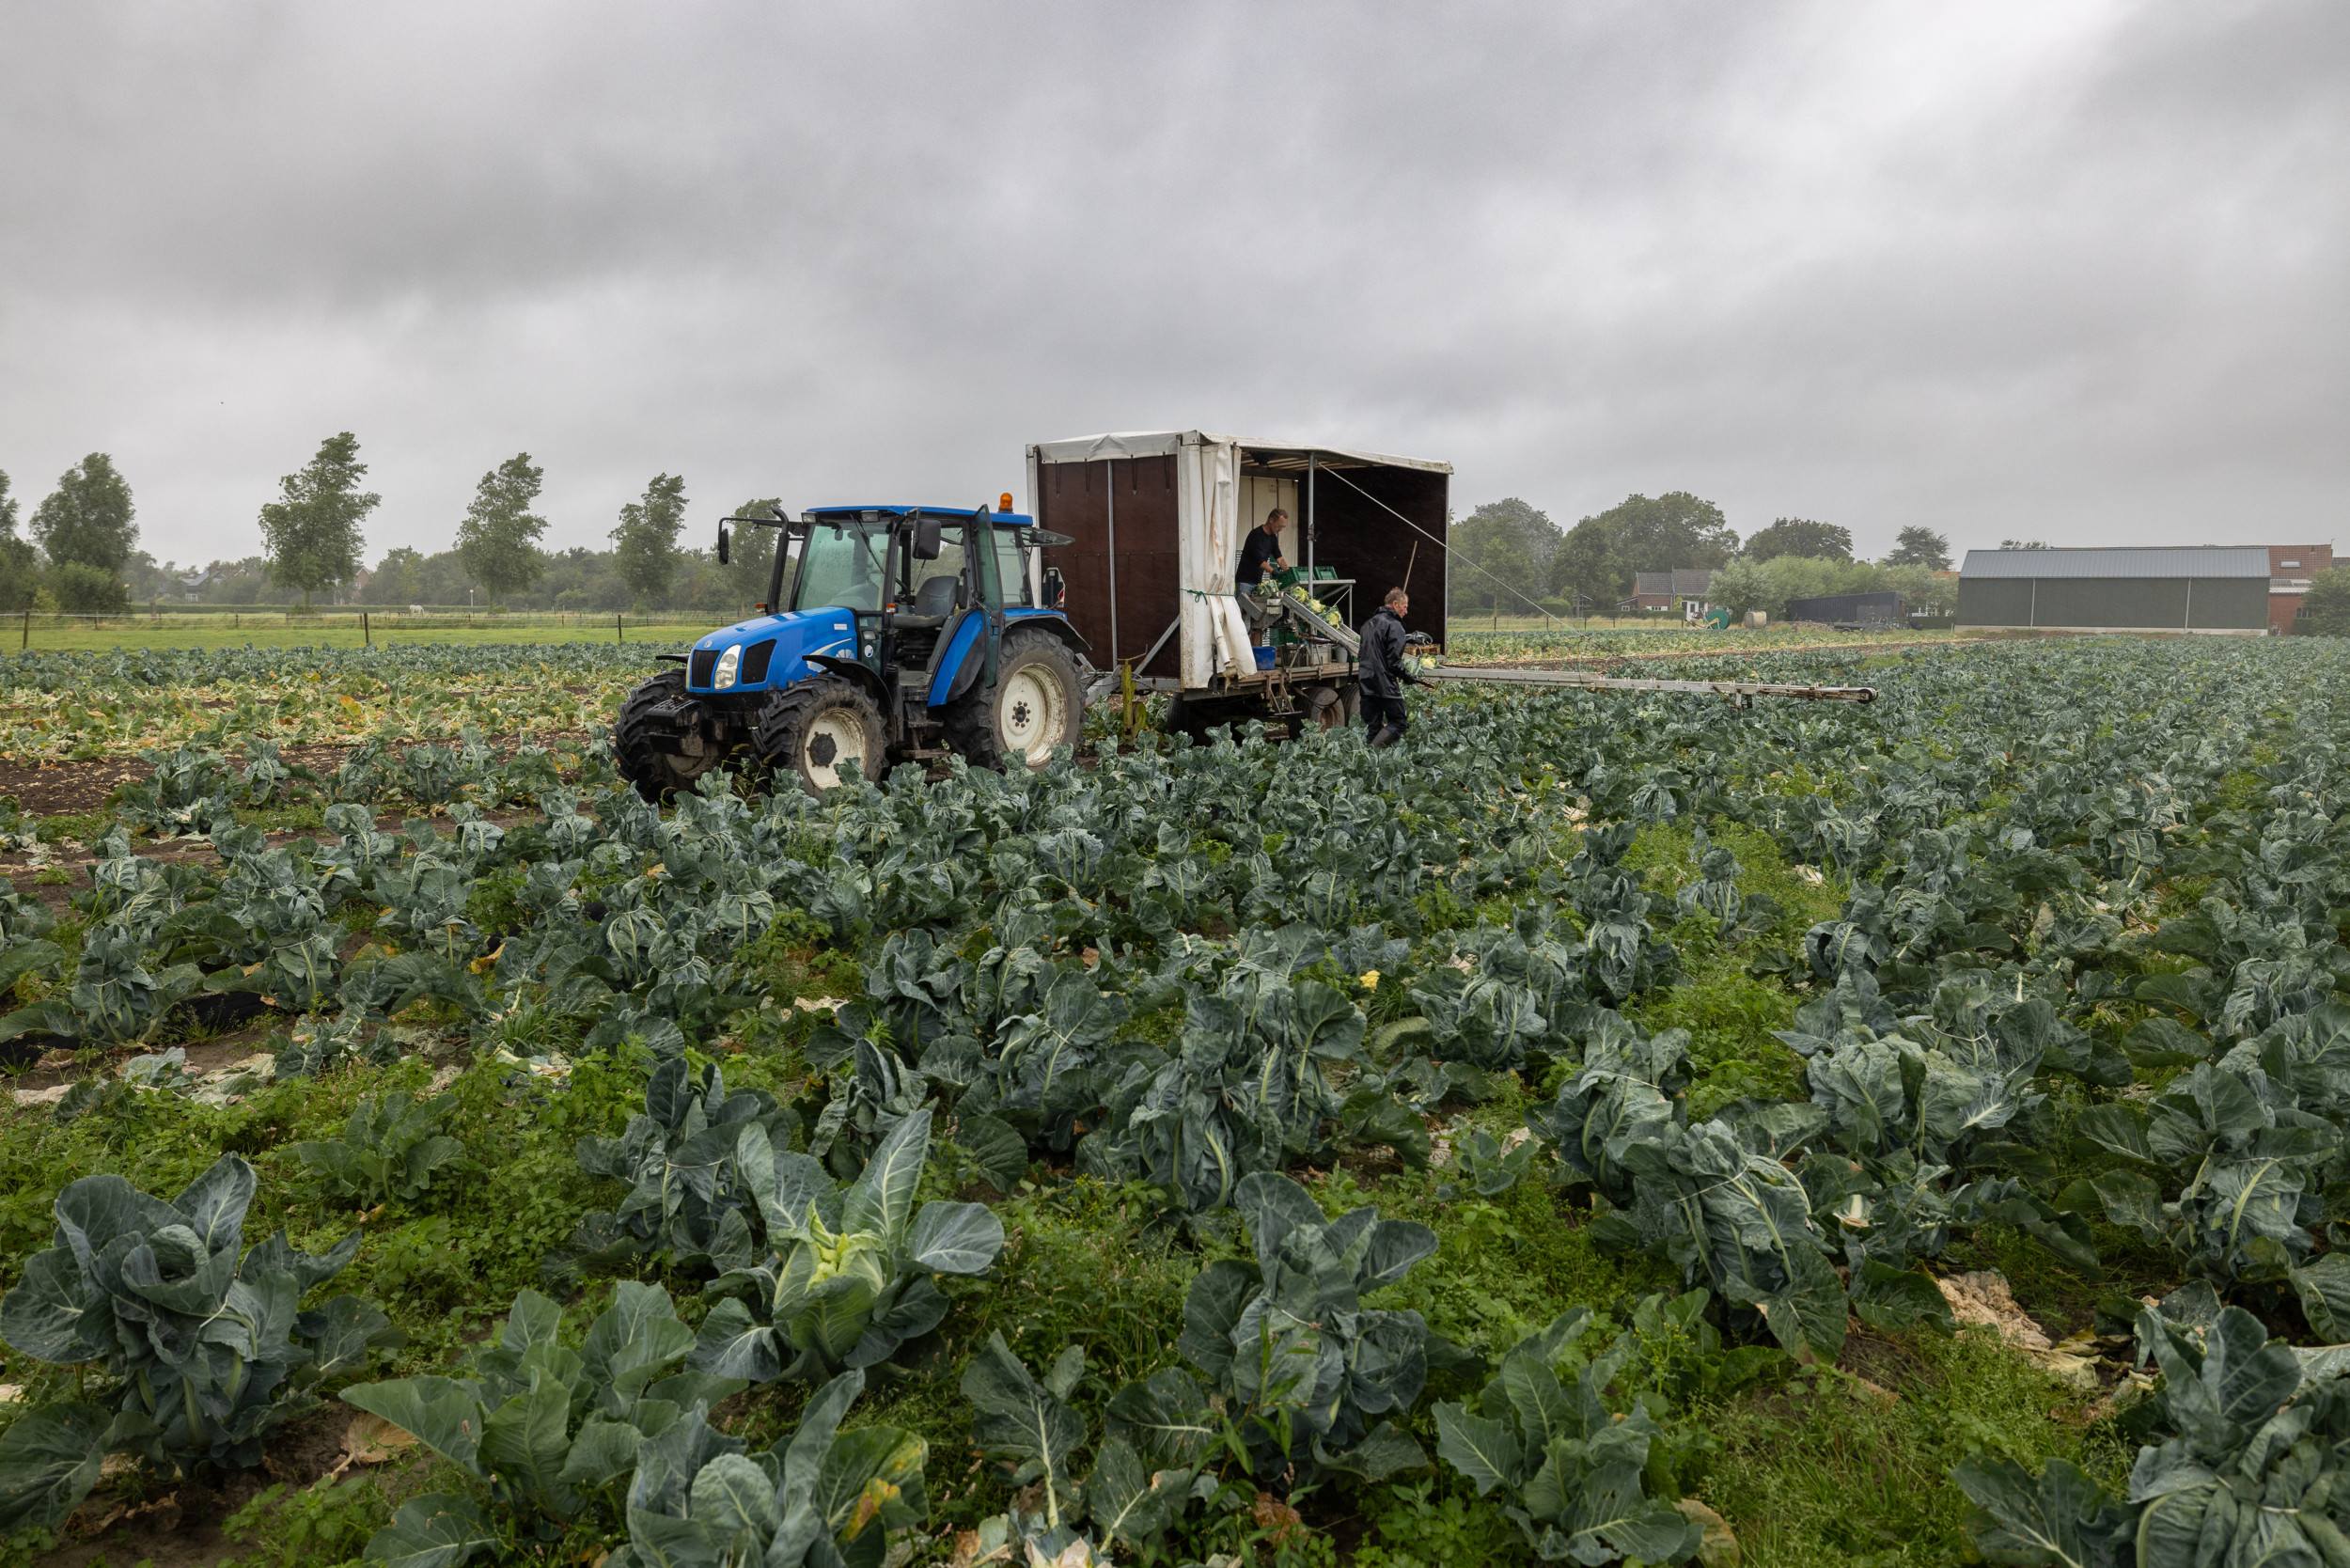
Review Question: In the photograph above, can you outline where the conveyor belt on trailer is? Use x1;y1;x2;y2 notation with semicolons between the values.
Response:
1424;665;1877;702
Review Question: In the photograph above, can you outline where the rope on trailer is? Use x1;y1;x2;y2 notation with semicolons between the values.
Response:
1315;463;1580;630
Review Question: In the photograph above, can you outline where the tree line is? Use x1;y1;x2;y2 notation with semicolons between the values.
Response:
0;434;784;617
1444;491;1957;620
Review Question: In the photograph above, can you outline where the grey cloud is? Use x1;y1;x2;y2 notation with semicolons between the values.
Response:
0;0;2341;567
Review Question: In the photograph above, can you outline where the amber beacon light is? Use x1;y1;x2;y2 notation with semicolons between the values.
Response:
999;494;1014;511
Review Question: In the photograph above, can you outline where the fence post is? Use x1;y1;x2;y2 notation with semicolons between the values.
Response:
19;608;24;651
363;610;370;648
617;613;624;644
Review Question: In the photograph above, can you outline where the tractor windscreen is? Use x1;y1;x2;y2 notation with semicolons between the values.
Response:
792;521;890;615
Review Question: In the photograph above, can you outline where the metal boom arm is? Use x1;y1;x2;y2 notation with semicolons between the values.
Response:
1423;665;1876;702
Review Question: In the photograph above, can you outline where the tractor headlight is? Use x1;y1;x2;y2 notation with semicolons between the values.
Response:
713;645;742;689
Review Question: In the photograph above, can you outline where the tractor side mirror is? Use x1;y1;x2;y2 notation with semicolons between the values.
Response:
1042;566;1067;609
716;524;730;566
910;514;943;560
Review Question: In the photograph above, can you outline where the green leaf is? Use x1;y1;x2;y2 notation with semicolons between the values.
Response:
783;1369;867;1494
1104;1368;1215;1468
906;1202;1005;1276
2291;1253;2350;1341
963;1332;1086;1525
478;1369;581;1517
1433;1401;1522;1495
341;1375;488;1475
1088;1435;1190;1547
2090;1168;2167;1238
1177;1261;1259;1379
362;1493;498;1568
1312;1420;1428;1482
842;1106;930;1245
812;1425;928;1539
2072;1105;2156;1165
688;1452;781;1539
0;1247;102;1363
557;1418;647;1492
687;1297;780;1384
1851;1259;1957;1334
1951;1455;2108;1568
306;1294;403;1379
952;1113;1030;1194
2123;1015;2212;1068
1497;1353;1574;1451
0;1402;111;1533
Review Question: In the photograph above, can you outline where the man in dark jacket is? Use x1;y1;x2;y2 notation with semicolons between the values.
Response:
1358;587;1421;747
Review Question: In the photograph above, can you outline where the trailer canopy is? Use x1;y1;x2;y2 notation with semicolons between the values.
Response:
1029;431;1452;476
1027;431;1450;690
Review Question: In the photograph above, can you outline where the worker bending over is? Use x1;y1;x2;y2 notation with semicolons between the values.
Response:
1358;587;1422;748
1235;509;1289;588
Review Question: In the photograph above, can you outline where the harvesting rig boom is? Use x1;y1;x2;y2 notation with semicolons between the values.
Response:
1422;664;1877;703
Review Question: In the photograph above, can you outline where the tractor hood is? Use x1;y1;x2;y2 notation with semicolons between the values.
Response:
683;606;862;696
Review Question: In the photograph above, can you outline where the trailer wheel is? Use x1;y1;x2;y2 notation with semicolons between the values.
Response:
948;631;1083;770
1302;686;1351;734
616;670;722;803
755;677;886;793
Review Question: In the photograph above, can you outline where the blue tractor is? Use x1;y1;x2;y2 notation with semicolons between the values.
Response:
614;499;1091;798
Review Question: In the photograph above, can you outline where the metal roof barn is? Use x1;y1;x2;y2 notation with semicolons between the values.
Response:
1957;547;2272;635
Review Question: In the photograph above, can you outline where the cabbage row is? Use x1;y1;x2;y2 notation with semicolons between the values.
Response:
2;635;2348;1563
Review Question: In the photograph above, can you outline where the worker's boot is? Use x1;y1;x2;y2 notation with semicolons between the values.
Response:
1370;724;1403;749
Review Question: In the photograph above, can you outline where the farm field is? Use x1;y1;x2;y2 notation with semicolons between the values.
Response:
0;634;2341;1567
3;618;713;656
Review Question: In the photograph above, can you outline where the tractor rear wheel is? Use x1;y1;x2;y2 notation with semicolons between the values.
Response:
616;670;721;803
947;631;1084;770
754;677;887;794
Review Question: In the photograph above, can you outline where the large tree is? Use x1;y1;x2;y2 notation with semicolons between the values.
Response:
1742;517;1851;563
258;431;380;607
456;453;550;604
727;497;786;606
31;453;137;572
612;474;688;603
1463;497;1563;576
2298;568;2350;636
1547;492;1737;606
1447;505;1542;615
0;471;36;611
1884;525;1951;570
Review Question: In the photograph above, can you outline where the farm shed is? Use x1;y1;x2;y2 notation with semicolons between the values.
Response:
1632;569;1714;611
1956;547;2271;635
1025;431;1451;689
1785;590;1904;627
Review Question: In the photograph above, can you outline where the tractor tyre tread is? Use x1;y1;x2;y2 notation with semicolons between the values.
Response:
946;628;1083;771
615;669;719;803
754;676;886;794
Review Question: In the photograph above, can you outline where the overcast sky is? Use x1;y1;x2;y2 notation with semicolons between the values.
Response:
1;0;2342;570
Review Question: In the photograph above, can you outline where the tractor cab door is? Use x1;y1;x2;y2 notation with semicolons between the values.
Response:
891;519;970;680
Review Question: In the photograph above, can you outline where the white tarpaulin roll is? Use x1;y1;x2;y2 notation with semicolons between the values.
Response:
1175;434;1250;687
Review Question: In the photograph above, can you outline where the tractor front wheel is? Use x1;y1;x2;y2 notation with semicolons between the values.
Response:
615;670;722;803
754;677;886;794
947;632;1084;770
